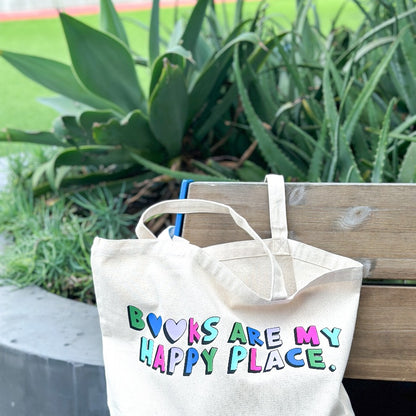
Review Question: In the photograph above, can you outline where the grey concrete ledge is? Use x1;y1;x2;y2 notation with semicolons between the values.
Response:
0;285;109;415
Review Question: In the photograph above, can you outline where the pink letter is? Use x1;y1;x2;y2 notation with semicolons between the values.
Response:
249;348;262;373
188;318;201;345
294;326;320;346
152;344;166;373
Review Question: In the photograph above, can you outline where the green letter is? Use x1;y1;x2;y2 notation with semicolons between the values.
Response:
306;349;326;370
127;305;145;330
201;348;218;375
228;322;247;344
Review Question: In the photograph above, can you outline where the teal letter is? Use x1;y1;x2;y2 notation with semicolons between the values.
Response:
201;316;220;344
321;327;341;347
228;346;247;373
139;336;154;366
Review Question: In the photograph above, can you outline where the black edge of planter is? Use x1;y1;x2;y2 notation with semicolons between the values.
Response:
0;285;109;415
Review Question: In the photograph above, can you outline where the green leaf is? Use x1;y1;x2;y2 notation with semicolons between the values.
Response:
236;160;267;182
388;42;416;115
60;13;146;114
342;31;403;144
343;36;395;71
33;166;150;196
275;41;306;94
0;51;121;112
149;0;160;66
398;142;416;182
233;47;304;179
53;116;91;146
53;145;133;167
78;110;116;132
193;31;215;71
54;166;73;190
32;161;52;189
234;0;244;26
38;96;92;116
149;60;188;157
99;0;129;46
41;146;135;189
392;114;416;136
371;98;396;183
149;47;191;95
167;19;185;49
336;6;416;64
130;151;231;181
287;122;330;158
323;54;339;150
92;110;165;161
191;34;286;133
308;120;327;181
188;32;261;121
397;5;416;80
0;129;65;146
191;159;229;177
194;83;238;140
181;0;210;55
323;53;341;181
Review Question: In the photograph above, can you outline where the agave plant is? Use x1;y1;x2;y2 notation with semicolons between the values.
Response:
1;0;415;193
0;0;282;194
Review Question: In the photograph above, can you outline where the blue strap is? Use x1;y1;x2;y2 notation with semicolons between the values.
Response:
173;179;194;236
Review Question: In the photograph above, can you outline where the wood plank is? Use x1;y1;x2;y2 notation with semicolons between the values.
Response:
182;182;416;381
345;286;416;381
184;182;416;281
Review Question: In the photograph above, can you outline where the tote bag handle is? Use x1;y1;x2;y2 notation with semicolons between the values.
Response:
265;175;288;240
135;198;288;300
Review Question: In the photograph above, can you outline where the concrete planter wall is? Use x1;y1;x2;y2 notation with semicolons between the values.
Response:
0;285;109;415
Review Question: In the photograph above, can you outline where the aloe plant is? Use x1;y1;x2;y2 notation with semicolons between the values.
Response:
1;0;415;191
233;0;416;183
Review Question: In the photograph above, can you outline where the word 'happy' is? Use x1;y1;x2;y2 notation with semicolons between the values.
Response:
127;305;342;376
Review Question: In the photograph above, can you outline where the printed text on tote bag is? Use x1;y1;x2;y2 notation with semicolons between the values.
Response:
128;306;342;376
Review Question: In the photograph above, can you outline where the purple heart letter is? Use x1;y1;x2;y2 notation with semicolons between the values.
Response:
164;319;187;343
147;313;162;338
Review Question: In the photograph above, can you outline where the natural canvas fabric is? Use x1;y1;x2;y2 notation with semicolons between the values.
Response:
91;175;363;415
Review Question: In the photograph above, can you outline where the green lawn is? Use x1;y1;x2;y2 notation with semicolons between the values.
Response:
0;0;363;147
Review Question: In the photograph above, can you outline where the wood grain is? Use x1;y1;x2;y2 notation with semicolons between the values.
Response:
182;182;416;381
183;182;416;281
346;286;416;381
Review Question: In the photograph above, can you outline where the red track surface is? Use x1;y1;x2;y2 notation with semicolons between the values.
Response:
0;0;241;21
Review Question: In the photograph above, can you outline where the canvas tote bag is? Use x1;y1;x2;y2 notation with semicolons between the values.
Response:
91;175;363;415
